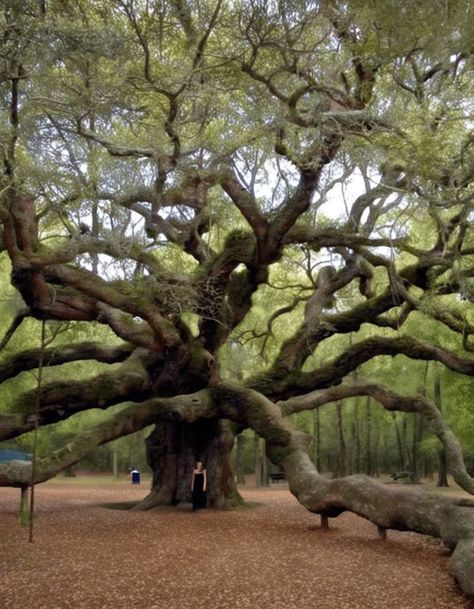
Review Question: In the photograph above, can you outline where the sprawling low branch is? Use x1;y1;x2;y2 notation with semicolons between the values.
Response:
0;389;215;487
211;382;474;597
0;341;134;383
277;381;474;495
0;350;153;441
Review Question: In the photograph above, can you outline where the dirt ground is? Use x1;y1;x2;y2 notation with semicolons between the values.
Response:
0;478;472;609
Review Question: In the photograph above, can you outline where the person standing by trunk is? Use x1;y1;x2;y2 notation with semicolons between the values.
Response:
191;461;207;511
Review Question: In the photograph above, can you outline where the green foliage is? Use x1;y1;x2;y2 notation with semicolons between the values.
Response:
1;0;473;481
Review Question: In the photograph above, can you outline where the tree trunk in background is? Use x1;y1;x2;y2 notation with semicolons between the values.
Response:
353;399;361;474
411;414;424;483
19;486;29;526
373;415;380;477
348;345;360;475
411;362;429;483
403;415;412;473
434;364;449;487
127;432;145;473
364;397;373;476
437;439;449;486
254;432;263;487
112;445;119;480
392;413;405;471
382;427;391;473
235;433;246;485
262;441;270;486
336;401;347;477
349;408;355;474
135;419;243;509
313;409;321;472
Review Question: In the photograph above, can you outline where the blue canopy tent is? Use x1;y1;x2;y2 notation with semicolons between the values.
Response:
0;450;32;462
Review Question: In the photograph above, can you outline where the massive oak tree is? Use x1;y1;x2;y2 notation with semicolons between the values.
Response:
1;0;474;596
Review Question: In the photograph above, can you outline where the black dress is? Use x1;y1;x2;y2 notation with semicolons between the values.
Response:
192;471;207;511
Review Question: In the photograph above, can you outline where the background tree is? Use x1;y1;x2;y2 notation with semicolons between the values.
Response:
1;0;474;596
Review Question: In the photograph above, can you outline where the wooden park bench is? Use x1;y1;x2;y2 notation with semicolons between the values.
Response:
390;471;414;482
269;471;285;482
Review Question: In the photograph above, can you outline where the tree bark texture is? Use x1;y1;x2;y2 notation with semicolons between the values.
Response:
135;419;243;510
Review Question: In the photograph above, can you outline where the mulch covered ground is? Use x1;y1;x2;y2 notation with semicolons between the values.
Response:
0;479;472;609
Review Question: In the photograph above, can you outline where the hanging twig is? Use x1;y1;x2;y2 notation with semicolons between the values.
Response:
0;309;29;352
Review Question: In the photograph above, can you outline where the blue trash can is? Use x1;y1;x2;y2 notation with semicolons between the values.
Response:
131;469;140;484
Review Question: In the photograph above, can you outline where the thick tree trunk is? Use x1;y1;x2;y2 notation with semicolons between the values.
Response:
134;419;243;510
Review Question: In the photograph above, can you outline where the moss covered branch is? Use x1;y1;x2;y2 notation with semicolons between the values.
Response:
0;388;216;488
251;330;474;400
0;350;153;441
277;381;474;495
0;342;134;383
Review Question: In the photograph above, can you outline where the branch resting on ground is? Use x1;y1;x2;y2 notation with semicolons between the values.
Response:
211;382;474;597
